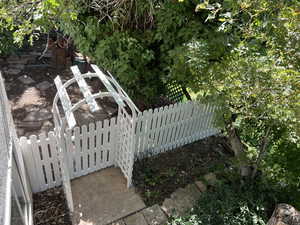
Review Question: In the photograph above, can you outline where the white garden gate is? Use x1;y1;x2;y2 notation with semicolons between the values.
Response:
52;64;139;212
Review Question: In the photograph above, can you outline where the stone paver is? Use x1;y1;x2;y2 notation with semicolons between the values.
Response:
26;109;52;121
161;184;201;217
18;75;35;84
24;109;53;122
161;198;177;217
124;212;148;225
36;81;52;91
16;121;42;130
111;220;126;225
195;181;207;192
204;173;217;186
142;204;168;225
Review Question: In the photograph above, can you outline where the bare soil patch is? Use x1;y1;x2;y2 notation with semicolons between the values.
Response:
33;187;72;225
133;135;232;206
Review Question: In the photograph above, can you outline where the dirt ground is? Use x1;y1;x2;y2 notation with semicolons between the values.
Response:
133;135;232;206
33;135;231;225
0;40;119;137
33;187;72;225
0;39;173;138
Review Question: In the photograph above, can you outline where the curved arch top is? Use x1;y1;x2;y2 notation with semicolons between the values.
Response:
52;64;140;130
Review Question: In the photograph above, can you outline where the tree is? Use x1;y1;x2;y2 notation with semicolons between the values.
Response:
0;0;76;55
184;0;300;182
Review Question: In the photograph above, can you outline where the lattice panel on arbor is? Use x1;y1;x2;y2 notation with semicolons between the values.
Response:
166;81;185;103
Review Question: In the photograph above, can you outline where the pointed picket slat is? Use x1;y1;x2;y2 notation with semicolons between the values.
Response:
73;127;81;177
29;135;46;191
20;137;40;193
81;125;88;175
19;100;219;193
48;131;61;184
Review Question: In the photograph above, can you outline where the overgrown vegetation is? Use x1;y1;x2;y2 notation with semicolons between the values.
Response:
0;0;299;221
168;179;279;225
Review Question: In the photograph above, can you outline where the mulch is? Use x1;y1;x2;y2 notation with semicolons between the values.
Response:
33;187;72;225
133;135;232;206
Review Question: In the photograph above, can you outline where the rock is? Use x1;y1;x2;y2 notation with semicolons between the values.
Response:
7;56;28;64
142;204;168;225
36;81;52;91
171;184;201;216
195;181;207;192
5;84;11;92
161;184;201;218
161;198;178;217
16;121;42;130
267;204;300;225
124;212;148;225
18;75;35;84
111;220;126;225
184;184;202;200
204;172;217;186
17;128;25;137
9;63;25;70
23;109;53;122
6;68;21;75
41;121;54;133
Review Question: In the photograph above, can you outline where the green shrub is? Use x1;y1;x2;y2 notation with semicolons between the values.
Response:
168;181;279;225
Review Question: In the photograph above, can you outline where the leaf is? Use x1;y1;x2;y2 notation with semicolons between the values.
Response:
195;3;208;12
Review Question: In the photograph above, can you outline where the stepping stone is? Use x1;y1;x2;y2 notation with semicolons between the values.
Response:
195;181;207;192
204;173;217;186
18;75;35;84
161;184;201;217
7;68;21;75
142;204;167;225
161;198;178;217
23;109;53;122
7;56;29;64
124;212;147;225
170;185;201;216
111;220;126;225
36;81;52;91
72;168;146;225
9;64;25;70
183;184;201;200
16;121;42;130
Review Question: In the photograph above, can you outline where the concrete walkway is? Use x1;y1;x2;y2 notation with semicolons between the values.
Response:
71;167;215;225
110;173;216;225
72;167;146;225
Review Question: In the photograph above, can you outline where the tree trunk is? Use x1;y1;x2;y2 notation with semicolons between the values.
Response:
267;204;300;225
228;126;252;177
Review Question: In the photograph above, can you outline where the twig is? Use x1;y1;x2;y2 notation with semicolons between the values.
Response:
39;33;50;60
251;126;271;179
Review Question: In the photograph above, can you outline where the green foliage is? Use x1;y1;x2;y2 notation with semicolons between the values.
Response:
171;0;300;187
58;0;234;103
0;0;299;193
0;0;77;54
169;181;278;225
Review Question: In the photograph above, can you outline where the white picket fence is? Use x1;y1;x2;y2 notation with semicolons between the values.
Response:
20;101;219;193
135;101;218;158
19;118;118;193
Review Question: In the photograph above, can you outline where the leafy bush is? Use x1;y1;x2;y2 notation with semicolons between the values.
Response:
168;181;278;225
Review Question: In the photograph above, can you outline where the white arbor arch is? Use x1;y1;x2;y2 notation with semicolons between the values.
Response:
52;64;140;212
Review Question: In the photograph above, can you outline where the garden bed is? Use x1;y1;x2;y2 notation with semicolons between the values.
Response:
133;135;232;206
33;187;72;225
